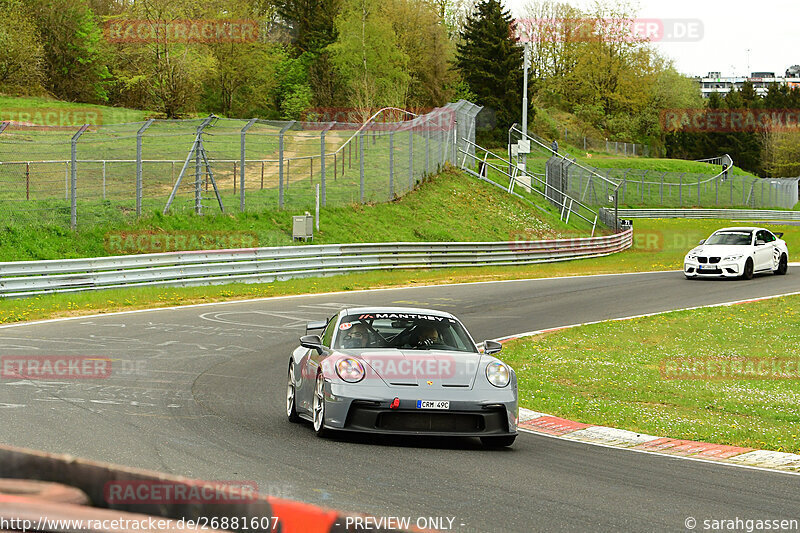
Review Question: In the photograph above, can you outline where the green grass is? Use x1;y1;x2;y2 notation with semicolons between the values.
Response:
502;295;800;453
0;166;579;261
0;95;155;125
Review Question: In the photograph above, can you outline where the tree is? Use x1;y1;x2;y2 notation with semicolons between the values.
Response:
0;0;44;94
270;0;343;54
327;0;410;117
26;0;110;102
456;0;523;136
384;0;455;107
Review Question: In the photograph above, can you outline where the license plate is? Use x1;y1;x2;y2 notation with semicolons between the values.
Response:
416;400;449;410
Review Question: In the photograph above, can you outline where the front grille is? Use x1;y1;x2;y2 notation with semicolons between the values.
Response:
376;412;483;432
709;257;721;264
697;268;722;274
698;257;708;264
345;405;510;435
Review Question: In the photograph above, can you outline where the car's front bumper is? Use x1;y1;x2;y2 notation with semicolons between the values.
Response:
323;382;518;437
684;259;742;278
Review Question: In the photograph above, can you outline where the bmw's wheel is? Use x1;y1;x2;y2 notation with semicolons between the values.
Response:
776;254;788;275
286;363;300;422
741;258;754;280
480;435;516;448
312;372;329;437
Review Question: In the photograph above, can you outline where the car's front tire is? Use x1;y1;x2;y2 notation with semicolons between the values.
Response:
480;435;516;448
740;258;754;280
312;372;330;437
286;363;300;423
776;254;788;275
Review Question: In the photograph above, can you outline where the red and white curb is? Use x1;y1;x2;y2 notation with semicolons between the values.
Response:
511;288;800;475
517;408;800;473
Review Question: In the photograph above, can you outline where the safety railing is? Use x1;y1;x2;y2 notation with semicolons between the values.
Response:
611;208;800;220
0;231;633;297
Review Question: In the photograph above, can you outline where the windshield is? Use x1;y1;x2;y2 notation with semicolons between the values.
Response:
333;313;478;353
705;231;753;246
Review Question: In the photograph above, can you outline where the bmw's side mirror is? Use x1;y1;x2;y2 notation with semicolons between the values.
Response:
756;239;766;246
698;239;705;245
300;335;324;355
484;340;502;355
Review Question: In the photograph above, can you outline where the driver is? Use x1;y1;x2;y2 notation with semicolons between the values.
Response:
341;323;369;349
414;325;440;347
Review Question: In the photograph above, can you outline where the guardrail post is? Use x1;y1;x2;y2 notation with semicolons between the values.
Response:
70;124;89;230
240;118;257;212
136;119;154;217
359;131;365;203
678;173;683;206
278;121;294;209
389;129;394;199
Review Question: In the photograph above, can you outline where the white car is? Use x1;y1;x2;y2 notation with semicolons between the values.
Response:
684;227;789;280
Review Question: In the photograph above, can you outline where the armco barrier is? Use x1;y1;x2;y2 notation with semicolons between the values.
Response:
0;443;407;532
0;231;633;297
610;208;800;220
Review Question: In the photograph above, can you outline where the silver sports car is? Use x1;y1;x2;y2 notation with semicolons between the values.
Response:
286;307;518;447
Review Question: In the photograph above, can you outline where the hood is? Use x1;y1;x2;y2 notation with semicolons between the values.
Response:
688;245;752;257
356;349;482;388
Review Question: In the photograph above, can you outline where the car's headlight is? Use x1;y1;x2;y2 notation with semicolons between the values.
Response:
335;358;365;383
686;254;697;261
485;361;510;388
723;254;743;261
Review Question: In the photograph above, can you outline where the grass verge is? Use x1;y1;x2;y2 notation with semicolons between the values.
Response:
502;294;800;453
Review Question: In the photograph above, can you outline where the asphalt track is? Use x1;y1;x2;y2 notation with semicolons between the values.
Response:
1;270;800;532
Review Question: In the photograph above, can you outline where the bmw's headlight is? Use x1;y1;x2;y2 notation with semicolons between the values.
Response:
723;254;743;261
335;358;365;383
485;361;510;388
686;253;697;261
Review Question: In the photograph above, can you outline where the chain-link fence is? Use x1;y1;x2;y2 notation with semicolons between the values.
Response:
0;101;482;229
508;124;799;210
561;166;799;209
559;126;651;157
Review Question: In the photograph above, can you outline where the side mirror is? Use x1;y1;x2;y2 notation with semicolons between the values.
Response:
698;239;705;245
300;334;324;355
484;340;502;355
756;239;766;246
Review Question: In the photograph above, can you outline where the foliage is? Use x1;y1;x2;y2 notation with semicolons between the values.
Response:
327;0;410;115
456;0;523;139
26;0;110;102
0;0;44;94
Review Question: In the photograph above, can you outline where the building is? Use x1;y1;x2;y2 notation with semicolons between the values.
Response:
698;71;800;98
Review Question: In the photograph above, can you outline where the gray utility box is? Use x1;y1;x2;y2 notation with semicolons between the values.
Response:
292;214;313;241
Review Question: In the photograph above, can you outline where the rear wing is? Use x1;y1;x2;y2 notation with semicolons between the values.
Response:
775;232;784;239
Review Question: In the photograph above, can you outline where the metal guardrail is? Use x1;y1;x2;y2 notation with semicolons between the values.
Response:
0;231;633;297
611;208;800;221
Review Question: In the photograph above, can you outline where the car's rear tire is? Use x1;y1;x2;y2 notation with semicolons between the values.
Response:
312;372;330;437
480;435;516;448
776;254;788;275
286;363;300;423
740;258;754;280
